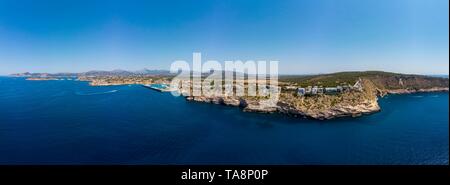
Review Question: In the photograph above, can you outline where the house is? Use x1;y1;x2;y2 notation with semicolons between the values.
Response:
305;86;312;94
297;88;306;96
337;86;343;93
325;87;338;94
342;85;351;92
353;78;363;91
317;87;324;94
311;86;318;94
297;85;349;96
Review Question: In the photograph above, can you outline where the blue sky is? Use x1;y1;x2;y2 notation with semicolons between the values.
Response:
0;0;448;75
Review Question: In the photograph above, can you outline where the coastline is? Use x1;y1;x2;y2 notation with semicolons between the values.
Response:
26;77;60;81
73;77;450;120
16;72;450;120
183;86;448;120
385;87;449;95
1;76;448;164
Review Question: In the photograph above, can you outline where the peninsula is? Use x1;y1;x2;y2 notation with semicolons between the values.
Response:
180;71;448;119
13;70;449;120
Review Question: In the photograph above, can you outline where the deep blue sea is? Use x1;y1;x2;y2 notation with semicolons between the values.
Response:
0;77;448;164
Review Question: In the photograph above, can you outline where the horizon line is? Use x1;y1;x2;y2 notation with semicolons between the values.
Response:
4;69;450;77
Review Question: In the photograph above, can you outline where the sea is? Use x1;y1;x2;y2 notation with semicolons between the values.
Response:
0;77;448;164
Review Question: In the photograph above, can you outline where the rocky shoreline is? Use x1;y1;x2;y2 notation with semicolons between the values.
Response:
385;87;449;95
76;76;168;86
19;70;448;120
184;87;447;120
184;95;377;120
185;96;380;120
277;98;381;120
26;77;60;81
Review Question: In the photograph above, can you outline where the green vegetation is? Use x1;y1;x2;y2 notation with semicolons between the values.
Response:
280;71;449;90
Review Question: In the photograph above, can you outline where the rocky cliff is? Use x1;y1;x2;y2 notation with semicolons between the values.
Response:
184;73;448;120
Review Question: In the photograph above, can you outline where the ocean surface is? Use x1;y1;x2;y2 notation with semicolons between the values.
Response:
0;77;448;165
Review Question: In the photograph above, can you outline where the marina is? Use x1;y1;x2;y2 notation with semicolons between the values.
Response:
142;84;175;92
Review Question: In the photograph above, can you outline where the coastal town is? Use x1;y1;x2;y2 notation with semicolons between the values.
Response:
284;78;363;96
13;70;449;120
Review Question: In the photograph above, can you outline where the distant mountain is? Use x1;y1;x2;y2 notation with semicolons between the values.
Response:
427;74;449;79
81;69;173;76
133;68;171;75
10;72;33;77
81;69;135;76
11;72;78;77
11;69;172;77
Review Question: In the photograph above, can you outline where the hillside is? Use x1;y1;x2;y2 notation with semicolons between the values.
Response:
280;71;449;90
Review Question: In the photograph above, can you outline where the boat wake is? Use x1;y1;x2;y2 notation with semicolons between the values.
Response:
411;95;424;98
76;90;118;96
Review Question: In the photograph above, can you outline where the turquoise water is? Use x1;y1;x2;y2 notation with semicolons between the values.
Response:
0;77;448;164
149;84;169;89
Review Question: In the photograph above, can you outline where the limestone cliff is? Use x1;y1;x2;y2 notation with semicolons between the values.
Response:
184;73;448;120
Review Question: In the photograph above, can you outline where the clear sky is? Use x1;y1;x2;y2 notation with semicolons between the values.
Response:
0;0;448;75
